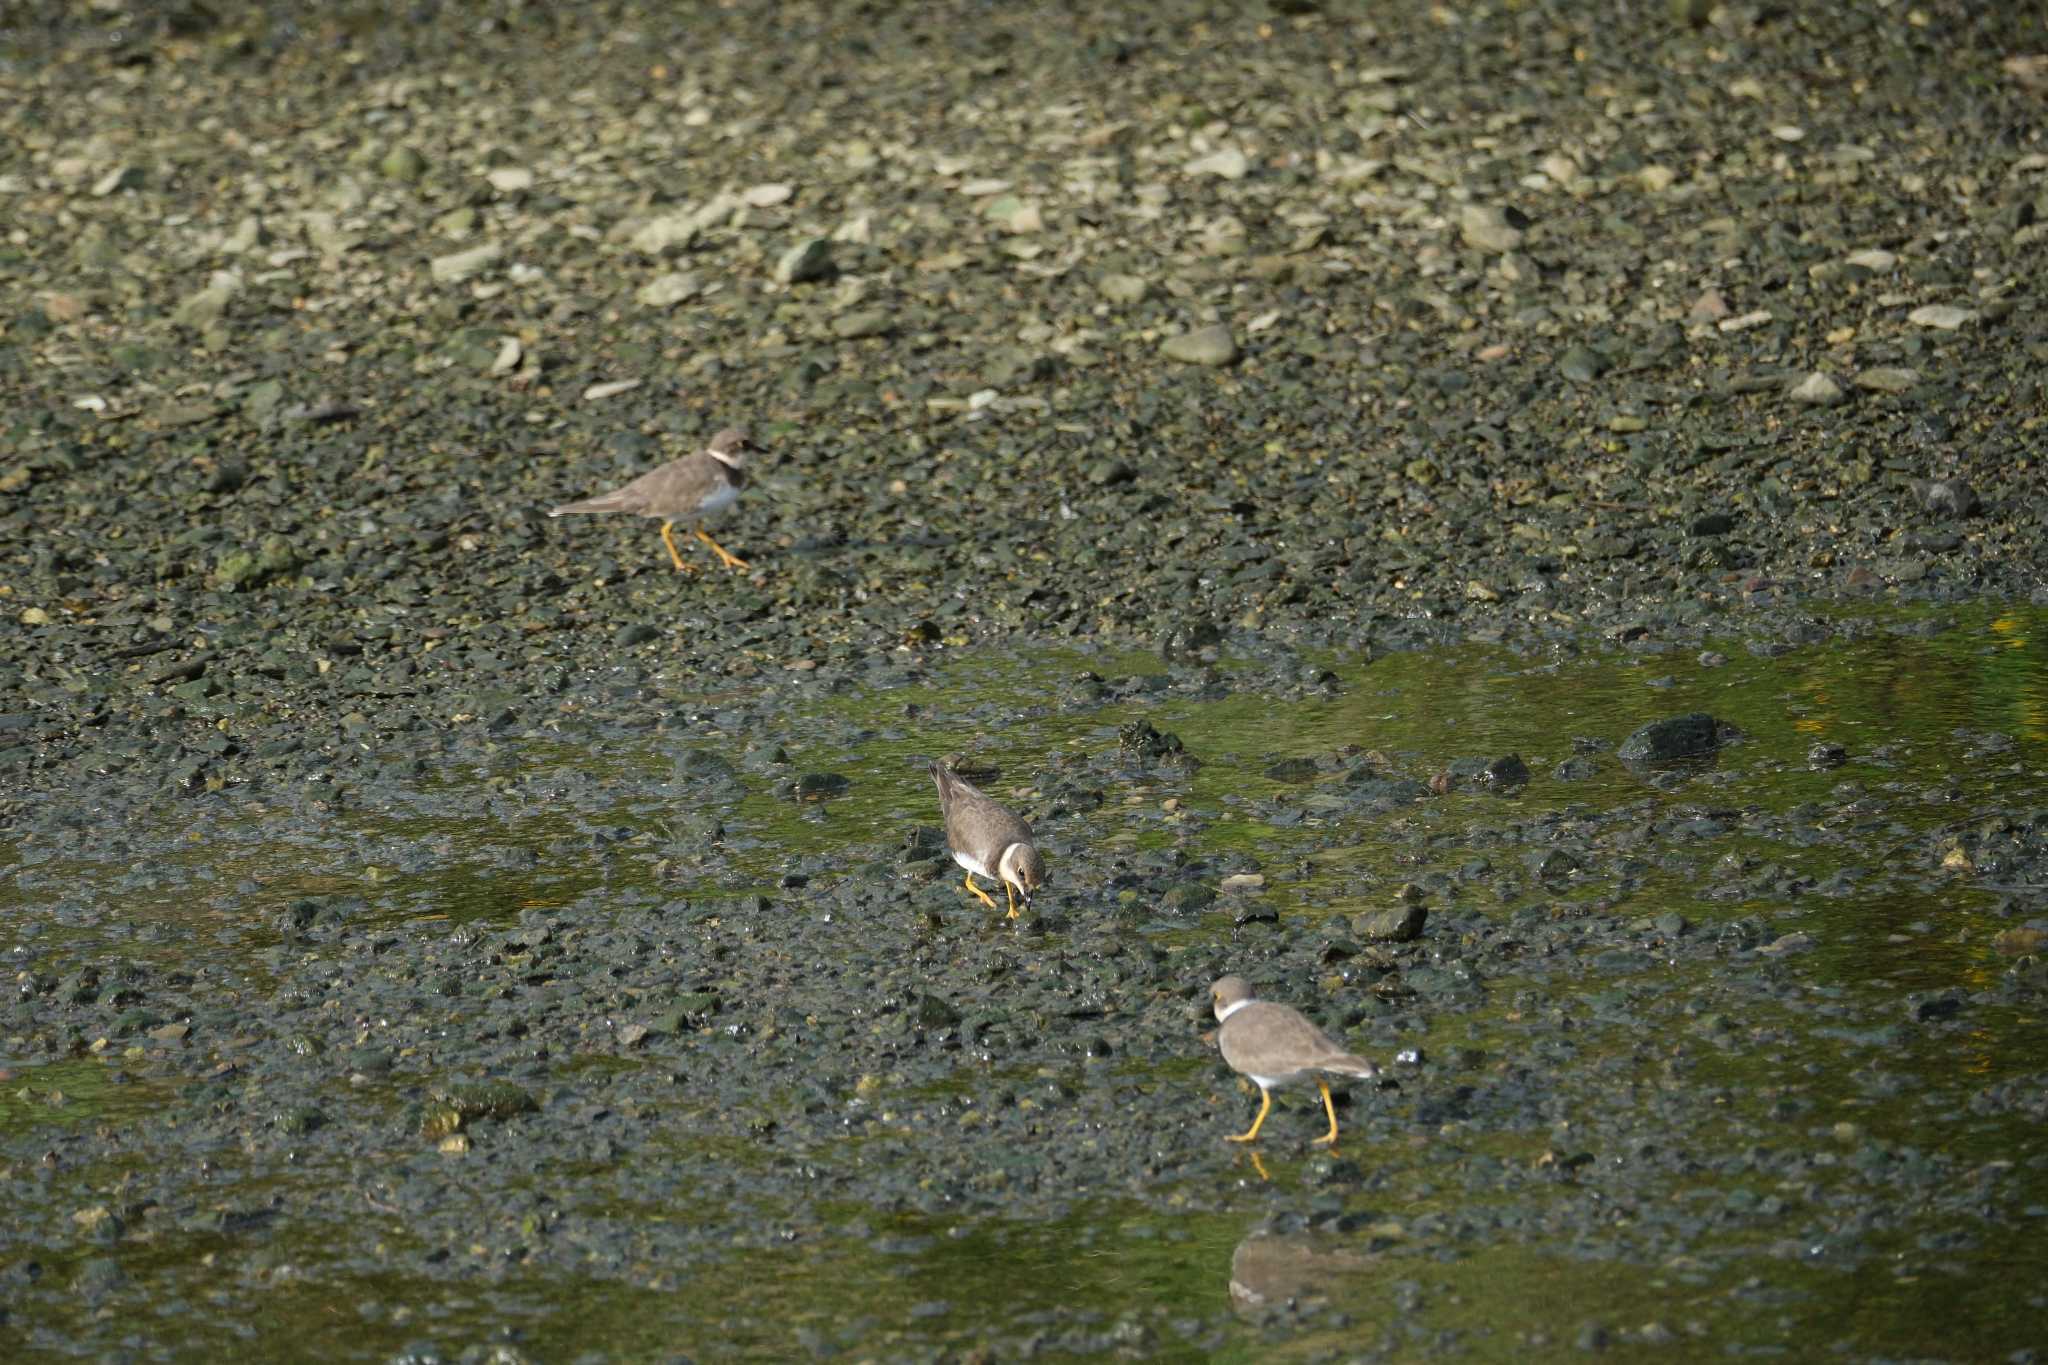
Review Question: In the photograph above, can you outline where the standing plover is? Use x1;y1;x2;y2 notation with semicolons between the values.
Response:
1210;976;1380;1145
931;761;1046;919
550;426;761;572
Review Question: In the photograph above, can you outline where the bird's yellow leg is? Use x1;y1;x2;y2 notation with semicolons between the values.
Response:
1313;1078;1341;1146
962;870;998;910
694;527;749;570
658;521;695;573
1226;1086;1273;1143
1004;881;1020;919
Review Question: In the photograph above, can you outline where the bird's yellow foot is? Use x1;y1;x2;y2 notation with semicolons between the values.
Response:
695;528;749;570
1226;1089;1273;1143
1313;1079;1341;1145
962;872;998;910
659;522;697;573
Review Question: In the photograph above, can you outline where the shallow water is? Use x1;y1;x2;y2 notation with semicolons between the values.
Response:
3;606;2046;1360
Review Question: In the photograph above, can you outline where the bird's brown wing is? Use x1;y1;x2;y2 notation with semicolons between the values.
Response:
552;453;711;517
1221;1002;1369;1080
934;766;1034;854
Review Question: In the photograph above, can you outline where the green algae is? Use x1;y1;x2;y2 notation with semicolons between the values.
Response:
2;606;2046;1358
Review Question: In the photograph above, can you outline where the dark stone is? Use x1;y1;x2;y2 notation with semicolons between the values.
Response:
794;772;851;800
1908;992;1962;1023
1917;479;1981;517
1353;904;1427;942
1117;718;1187;760
1160;619;1224;658
614;623;662;648
680;749;740;780
1264;757;1319;782
1618;713;1726;765
1483;753;1529;788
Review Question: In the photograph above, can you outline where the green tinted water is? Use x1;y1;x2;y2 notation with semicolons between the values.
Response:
3;605;2045;1359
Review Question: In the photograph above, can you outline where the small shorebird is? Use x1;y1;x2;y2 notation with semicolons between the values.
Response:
550;426;762;572
931;761;1046;918
1210;975;1380;1145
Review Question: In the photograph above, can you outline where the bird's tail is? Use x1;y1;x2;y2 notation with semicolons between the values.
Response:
1324;1053;1381;1080
549;494;631;517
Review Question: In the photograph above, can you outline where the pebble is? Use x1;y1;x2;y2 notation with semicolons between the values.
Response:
1459;203;1526;253
379;144;428;182
1539;152;1582;188
1789;373;1844;406
172;272;241;329
1098;273;1151;304
630;214;699;255
90;166;142;196
1183;147;1250;180
1557;345;1609;382
221;215;268;254
636;272;703;307
776;238;834;285
831;309;892;339
983;197;1043;232
1689;289;1729;322
1907;304;1976;330
1854;367;1919;393
1760;932;1815;955
1718;310;1774;333
430;241;502;283
1161;325;1237;367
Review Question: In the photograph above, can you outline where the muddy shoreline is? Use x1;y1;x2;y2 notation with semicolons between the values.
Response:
4;2;2048;1360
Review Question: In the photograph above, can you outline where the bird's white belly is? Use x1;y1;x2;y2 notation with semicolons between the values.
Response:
952;848;995;880
696;483;739;517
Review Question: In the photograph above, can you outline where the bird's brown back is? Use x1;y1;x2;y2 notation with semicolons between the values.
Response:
551;450;737;520
932;764;1034;856
1219;1001;1374;1081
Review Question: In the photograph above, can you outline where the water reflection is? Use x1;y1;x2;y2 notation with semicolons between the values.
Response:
1228;1226;1379;1316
